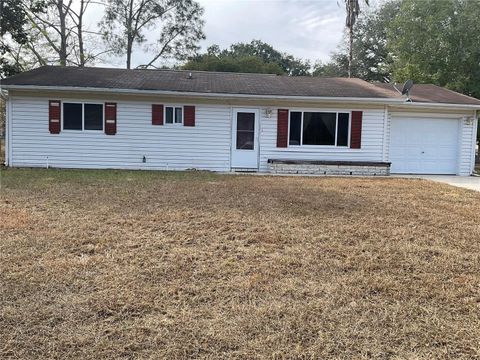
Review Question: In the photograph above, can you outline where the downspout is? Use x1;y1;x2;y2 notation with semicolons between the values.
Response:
0;89;8;167
472;110;478;175
382;105;389;162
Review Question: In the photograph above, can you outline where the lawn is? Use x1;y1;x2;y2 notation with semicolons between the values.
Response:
1;169;480;359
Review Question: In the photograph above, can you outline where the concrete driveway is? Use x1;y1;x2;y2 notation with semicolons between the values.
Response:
401;175;480;192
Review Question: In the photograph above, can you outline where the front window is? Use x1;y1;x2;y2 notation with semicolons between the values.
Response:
289;111;350;147
63;102;103;131
165;106;183;124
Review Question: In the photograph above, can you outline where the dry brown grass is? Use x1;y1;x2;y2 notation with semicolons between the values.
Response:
1;169;480;359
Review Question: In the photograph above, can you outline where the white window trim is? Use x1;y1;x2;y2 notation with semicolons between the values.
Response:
164;105;184;125
288;110;351;148
62;102;104;132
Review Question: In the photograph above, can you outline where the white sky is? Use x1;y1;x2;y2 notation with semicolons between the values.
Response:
196;0;346;62
83;0;379;68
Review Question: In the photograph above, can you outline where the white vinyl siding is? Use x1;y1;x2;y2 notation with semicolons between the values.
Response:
258;106;386;172
7;95;477;176
9;97;231;171
458;116;477;176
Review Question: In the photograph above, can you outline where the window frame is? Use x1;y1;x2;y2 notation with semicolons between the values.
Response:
61;102;104;132
164;105;184;125
288;110;351;148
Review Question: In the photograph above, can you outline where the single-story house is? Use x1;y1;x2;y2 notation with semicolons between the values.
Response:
1;66;479;176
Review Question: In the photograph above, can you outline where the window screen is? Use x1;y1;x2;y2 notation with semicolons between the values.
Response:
175;107;183;124
337;113;349;146
84;104;103;130
289;111;302;145
165;107;174;124
63;103;82;130
236;112;255;150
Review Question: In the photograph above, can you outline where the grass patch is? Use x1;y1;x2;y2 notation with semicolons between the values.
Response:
1;169;480;359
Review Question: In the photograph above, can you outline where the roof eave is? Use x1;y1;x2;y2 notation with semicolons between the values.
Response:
3;84;480;109
1;84;405;104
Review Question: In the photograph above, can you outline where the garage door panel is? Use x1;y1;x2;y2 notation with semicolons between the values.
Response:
390;117;459;174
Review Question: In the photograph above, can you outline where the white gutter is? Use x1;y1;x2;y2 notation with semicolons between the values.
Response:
390;101;480;110
3;84;480;109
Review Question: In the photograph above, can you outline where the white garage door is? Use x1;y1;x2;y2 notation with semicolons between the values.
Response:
390;116;459;174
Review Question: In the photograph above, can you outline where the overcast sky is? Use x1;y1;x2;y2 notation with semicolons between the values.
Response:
196;0;346;62
88;0;375;68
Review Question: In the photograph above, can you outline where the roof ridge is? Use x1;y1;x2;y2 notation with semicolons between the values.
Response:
38;65;369;80
48;65;282;77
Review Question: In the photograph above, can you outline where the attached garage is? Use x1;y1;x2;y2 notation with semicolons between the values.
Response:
2;67;479;175
390;116;460;174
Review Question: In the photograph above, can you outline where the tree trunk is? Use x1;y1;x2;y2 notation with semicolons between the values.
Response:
125;0;134;69
77;0;85;66
126;39;132;69
348;24;353;78
57;0;68;65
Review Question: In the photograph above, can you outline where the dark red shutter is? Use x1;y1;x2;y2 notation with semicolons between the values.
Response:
105;102;117;135
184;106;195;126
277;109;289;148
49;100;61;134
350;111;363;149
152;104;164;125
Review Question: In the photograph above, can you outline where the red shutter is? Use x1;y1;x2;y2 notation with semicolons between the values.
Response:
277;109;289;148
184;105;195;126
350;111;362;149
105;102;117;135
49;100;61;134
152;104;164;125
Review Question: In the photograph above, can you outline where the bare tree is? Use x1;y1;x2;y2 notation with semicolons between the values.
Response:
101;0;205;69
1;0;107;72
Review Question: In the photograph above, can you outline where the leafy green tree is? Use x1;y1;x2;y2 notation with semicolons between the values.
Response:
101;0;205;69
183;40;310;75
184;53;284;75
313;55;348;77
350;0;400;81
388;0;480;98
227;40;310;76
314;1;399;81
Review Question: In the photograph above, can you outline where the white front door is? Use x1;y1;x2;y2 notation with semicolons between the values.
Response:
390;116;460;174
231;108;259;169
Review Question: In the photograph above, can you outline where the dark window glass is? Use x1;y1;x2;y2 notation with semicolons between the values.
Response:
84;104;103;130
63;103;82;130
337;113;349;146
165;107;173;124
302;112;336;145
289;111;301;145
175;107;183;123
236;112;255;150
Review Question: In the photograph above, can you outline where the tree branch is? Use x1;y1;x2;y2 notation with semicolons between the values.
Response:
145;28;182;67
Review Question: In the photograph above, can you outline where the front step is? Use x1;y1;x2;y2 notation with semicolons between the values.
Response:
232;168;258;173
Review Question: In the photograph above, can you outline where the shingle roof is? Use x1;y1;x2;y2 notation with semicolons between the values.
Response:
373;83;480;106
2;66;480;106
